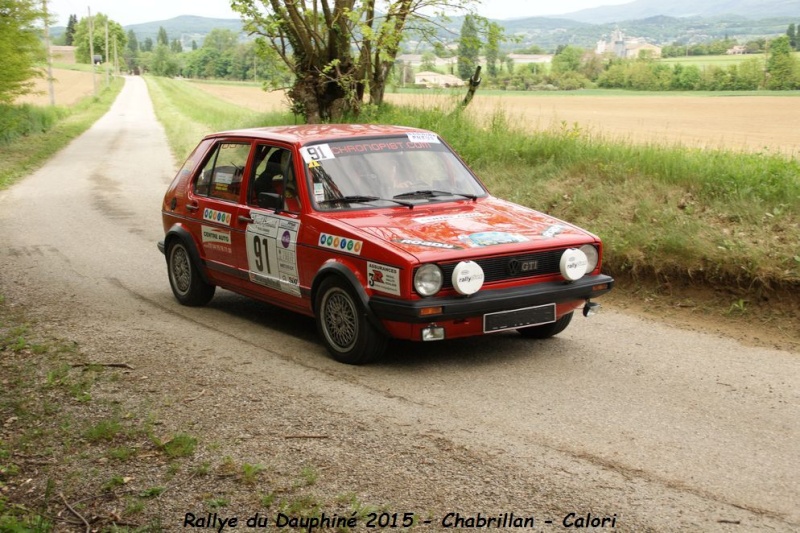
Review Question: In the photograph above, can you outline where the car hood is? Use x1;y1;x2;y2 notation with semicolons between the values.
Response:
339;197;596;261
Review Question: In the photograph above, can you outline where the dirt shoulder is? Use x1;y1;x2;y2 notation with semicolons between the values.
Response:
0;290;658;532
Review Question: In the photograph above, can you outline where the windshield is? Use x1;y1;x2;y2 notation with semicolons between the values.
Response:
299;134;487;210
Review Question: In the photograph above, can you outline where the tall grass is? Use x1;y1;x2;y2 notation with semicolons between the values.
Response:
147;77;800;291
0;104;69;145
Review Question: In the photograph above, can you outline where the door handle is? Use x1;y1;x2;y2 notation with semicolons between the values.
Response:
186;202;199;212
238;215;254;223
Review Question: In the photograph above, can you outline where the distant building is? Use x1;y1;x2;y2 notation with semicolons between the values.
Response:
727;45;747;55
414;72;465;88
596;30;662;59
50;45;76;64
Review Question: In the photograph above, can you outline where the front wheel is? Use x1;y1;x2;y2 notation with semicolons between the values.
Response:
167;240;215;306
517;311;573;339
315;277;387;365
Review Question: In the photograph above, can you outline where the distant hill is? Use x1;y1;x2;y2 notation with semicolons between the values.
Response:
560;0;799;24
51;10;794;55
427;13;791;51
123;15;244;47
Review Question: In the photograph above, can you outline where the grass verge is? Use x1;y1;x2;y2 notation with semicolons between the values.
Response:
0;294;380;531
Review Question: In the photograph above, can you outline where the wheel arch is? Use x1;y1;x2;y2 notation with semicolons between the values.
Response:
311;261;390;337
163;224;212;285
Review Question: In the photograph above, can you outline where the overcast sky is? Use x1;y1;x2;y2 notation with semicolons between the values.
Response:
46;0;633;27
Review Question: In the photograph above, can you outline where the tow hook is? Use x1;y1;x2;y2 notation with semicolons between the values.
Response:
583;301;601;317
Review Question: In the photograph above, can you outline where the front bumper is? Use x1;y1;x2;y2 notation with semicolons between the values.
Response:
369;274;614;324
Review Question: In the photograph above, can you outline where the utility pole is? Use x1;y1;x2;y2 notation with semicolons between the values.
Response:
105;19;110;87
42;0;55;105
89;7;97;97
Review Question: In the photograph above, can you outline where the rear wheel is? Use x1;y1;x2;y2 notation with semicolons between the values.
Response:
167;240;215;306
517;311;573;339
315;277;387;365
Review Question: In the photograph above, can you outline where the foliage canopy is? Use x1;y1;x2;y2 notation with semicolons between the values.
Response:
0;0;45;104
231;0;475;123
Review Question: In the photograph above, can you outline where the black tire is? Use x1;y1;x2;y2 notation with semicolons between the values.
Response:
167;240;215;306
315;277;387;365
517;311;573;339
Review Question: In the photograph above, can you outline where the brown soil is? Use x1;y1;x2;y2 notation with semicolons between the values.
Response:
15;69;101;107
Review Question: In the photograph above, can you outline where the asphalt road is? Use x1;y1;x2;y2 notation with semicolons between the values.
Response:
1;77;797;531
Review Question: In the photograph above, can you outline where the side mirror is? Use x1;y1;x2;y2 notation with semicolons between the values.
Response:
257;192;282;210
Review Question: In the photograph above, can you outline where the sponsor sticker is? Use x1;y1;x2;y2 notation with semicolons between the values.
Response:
319;233;362;255
407;132;440;144
367;262;401;296
459;232;528;247
412;212;482;224
203;208;232;226
394;238;461;250
201;226;231;245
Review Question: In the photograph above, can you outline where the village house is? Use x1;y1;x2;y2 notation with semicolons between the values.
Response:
596;30;662;59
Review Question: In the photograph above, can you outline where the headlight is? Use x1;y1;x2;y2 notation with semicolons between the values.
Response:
580;244;599;272
414;264;443;297
560;248;589;281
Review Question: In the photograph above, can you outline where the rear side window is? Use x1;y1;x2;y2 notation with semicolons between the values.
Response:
194;142;251;202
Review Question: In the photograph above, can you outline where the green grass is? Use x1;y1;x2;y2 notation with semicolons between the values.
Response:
660;54;762;68
145;76;800;294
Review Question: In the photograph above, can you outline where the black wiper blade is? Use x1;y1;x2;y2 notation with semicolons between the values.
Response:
393;189;477;200
319;195;414;208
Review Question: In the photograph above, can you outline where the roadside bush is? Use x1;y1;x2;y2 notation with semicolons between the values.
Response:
0;104;67;145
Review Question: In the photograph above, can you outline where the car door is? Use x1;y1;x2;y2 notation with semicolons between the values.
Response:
237;143;306;309
187;140;252;284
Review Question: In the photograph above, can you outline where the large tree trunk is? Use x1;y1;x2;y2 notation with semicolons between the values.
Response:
289;68;354;124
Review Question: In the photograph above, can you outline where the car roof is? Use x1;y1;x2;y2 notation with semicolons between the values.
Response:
207;124;431;146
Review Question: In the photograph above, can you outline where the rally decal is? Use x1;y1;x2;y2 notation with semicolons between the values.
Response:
367;262;401;296
412;212;482;224
318;233;362;255
202;226;231;245
245;212;301;297
542;224;565;238
300;144;335;163
459;232;529;247
394;239;461;250
202;208;232;226
407;132;440;144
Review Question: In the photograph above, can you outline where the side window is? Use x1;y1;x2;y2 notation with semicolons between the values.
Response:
248;145;302;212
194;142;251;202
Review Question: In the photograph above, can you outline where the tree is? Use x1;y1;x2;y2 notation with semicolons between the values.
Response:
484;21;503;78
550;46;583;74
65;14;78;45
0;0;45;104
142;37;153;53
457;14;480;80
125;30;140;73
787;23;797;50
157;26;169;46
231;0;476;123
72;13;127;64
766;35;799;90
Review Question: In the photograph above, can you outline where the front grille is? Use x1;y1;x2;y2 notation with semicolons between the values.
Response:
438;249;564;289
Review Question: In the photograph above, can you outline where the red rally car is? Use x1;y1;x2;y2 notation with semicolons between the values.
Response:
158;124;613;364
